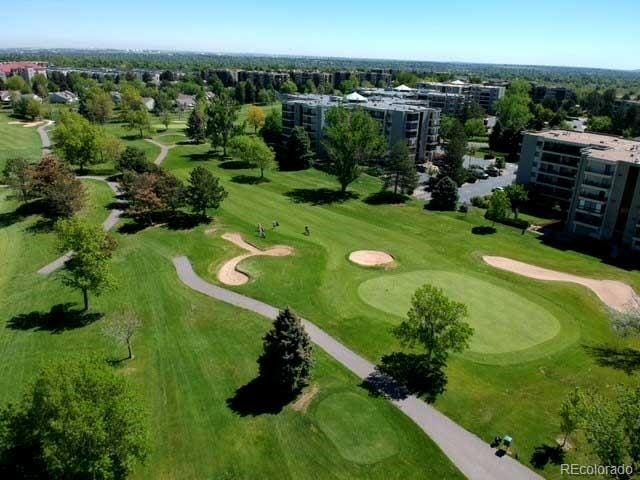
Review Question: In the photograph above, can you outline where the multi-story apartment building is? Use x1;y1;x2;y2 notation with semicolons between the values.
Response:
237;70;290;87
0;62;47;82
356;69;392;87
417;91;467;117
282;94;440;162
531;84;577;105
416;80;505;114
291;71;333;88
517;130;640;252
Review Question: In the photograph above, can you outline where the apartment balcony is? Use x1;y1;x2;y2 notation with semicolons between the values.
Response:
535;174;574;190
540;156;579;169
575;205;604;216
537;166;576;178
581;178;612;190
574;212;603;228
579;190;607;202
584;166;614;177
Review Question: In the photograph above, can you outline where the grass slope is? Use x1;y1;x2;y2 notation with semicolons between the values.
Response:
0;110;43;171
0;121;463;479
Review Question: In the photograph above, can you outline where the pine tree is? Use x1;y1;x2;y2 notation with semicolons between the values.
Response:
429;176;458;211
186;102;208;144
258;308;313;395
382;142;418;195
282;126;314;170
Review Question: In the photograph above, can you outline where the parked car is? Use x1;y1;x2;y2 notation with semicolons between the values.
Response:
486;166;500;177
491;186;504;193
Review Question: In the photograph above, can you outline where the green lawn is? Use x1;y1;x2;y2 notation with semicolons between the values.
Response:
0;128;464;479
358;270;562;359
4;110;640;478
156;141;640;478
0;110;43;171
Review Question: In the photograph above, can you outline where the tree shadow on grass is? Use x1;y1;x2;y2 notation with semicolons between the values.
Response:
362;352;447;404
226;376;297;416
472;226;497;235
530;444;565;469
186;151;217;162
0;200;45;228
219;160;253;170
284;188;359;206
165;211;207;230
364;191;409;205
583;344;640;374
25;218;55;234
7;303;103;333
231;175;270;185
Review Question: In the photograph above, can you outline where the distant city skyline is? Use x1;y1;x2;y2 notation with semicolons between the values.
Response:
1;0;638;70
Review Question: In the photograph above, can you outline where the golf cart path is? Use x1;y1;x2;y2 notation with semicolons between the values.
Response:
37;120;54;156
173;256;542;480
484;256;639;312
145;138;175;166
37;129;167;275
217;232;293;286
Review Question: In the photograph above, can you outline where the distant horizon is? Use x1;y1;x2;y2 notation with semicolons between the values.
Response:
1;47;638;73
2;0;638;71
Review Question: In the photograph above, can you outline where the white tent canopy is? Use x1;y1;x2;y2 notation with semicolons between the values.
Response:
345;92;368;102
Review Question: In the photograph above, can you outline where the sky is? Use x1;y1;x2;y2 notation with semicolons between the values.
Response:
1;0;638;70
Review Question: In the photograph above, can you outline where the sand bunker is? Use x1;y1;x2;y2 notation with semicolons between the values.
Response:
8;120;46;128
217;233;293;286
483;256;639;312
349;250;395;267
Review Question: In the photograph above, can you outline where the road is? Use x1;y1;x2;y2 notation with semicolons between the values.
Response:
172;256;542;480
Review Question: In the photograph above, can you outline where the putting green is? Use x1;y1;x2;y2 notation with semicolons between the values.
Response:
358;270;561;355
314;392;400;464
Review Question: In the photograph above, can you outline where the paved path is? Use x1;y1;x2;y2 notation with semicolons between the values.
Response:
172;256;542;480
37;120;54;156
145;138;175;166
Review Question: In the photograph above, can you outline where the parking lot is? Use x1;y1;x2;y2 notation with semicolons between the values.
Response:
413;156;518;203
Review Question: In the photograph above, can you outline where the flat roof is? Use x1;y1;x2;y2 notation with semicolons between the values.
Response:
283;93;435;112
528;129;640;164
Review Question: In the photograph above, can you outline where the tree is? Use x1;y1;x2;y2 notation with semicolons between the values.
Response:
103;311;143;360
185;102;208;144
588;115;613;133
496;79;533;132
2;157;33;203
53;110;102;174
440;119;467;186
463;101;485;121
84;89;114;123
247;105;266;133
56;218;116;311
429;176;458;211
439;115;457;141
559;388;584;448
124;171;184;223
382;141;418;195
12;96;43;120
486;189;511;226
207;92;240;156
0;359;149;479
31;155;85;218
117;146;152;173
504;184;529;219
5;75;28;93
257;308;313;395
280;80;298;94
464;117;486;138
229;135;275;178
323;107;386;193
260;109;283;149
282;126;314;171
186;166;227;218
244;80;256;104
393;284;473;363
98;133;125;166
124;108;151;139
234;82;246;104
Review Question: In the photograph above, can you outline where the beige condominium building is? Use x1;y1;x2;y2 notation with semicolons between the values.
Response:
282;93;440;163
517;130;640;252
416;80;506;114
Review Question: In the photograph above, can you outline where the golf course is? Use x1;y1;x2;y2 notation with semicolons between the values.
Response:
2;104;640;479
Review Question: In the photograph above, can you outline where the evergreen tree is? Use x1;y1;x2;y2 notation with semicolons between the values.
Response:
429;176;458;211
186;166;228;218
186;102;208;144
382;142;418;195
440;119;467;186
282;126;314;171
258;308;313;395
244;80;256;104
234;82;246;104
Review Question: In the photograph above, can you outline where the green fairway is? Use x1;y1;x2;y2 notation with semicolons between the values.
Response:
155;133;186;145
0;110;43;170
358;270;562;356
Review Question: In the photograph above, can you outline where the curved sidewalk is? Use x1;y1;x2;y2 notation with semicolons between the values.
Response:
172;256;542;480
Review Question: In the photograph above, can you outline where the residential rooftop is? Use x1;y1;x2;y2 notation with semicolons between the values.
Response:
283;93;435;112
528;129;640;164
